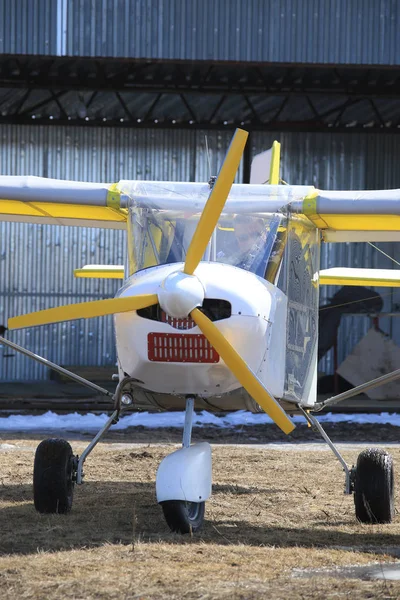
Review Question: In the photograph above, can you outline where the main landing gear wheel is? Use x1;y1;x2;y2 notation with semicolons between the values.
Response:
161;500;205;534
33;438;76;514
354;448;394;524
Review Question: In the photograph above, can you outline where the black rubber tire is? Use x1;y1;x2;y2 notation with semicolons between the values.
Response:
33;438;75;514
160;500;205;534
354;447;394;524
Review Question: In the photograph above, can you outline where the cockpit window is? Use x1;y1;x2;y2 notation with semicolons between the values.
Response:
127;205;287;283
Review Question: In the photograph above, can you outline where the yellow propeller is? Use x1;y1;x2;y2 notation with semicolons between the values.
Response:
191;308;294;435
9;129;248;331
183;128;248;275
8;294;158;330
182;128;294;434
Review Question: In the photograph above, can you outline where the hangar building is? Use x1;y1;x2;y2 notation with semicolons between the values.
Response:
0;0;399;390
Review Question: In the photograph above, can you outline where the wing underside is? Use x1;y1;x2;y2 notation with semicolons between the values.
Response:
0;200;127;229
319;267;400;287
74;265;125;278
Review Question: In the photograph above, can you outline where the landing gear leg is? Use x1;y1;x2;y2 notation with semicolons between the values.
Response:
159;396;209;534
299;407;355;494
182;395;195;449
32;376;137;514
75;376;136;484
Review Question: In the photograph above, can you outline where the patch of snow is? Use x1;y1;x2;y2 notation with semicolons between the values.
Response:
0;410;399;432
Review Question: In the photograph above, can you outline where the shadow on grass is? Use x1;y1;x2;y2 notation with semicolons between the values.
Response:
1;479;400;557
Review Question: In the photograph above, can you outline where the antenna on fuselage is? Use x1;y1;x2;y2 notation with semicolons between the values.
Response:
205;135;216;190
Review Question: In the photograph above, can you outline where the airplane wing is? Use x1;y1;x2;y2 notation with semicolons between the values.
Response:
1;174;400;242
74;265;125;279
320;267;400;287
303;189;400;242
0;176;127;229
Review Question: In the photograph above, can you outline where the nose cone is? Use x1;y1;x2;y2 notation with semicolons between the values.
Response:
158;270;205;318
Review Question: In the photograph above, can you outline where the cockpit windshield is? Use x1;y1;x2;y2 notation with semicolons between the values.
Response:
127;207;286;282
122;181;294;283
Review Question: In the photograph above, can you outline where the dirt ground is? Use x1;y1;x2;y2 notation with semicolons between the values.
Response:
1;422;400;599
3;418;399;445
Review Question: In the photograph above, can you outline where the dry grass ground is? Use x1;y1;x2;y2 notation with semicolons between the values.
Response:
1;432;400;599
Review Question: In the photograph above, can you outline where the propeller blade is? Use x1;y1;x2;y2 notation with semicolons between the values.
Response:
184;128;248;275
8;294;158;330
191;308;295;435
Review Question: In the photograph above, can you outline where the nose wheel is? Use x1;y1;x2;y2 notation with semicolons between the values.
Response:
157;396;211;534
161;500;205;534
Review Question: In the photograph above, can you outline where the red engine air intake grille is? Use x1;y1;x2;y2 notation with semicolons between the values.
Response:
160;311;196;330
148;333;219;363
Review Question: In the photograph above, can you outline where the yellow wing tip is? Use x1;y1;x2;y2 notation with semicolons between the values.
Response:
269;141;281;185
74;265;125;279
319;268;400;287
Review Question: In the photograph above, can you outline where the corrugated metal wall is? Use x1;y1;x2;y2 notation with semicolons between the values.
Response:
49;0;400;64
1;125;399;380
0;125;240;380
1;223;125;380
1;0;399;64
0;0;58;55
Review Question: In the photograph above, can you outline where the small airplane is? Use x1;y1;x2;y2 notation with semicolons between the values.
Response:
1;128;400;533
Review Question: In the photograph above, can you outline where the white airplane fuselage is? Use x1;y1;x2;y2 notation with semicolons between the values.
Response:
114;262;288;409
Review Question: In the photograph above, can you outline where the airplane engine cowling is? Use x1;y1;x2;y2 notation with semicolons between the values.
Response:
114;262;287;404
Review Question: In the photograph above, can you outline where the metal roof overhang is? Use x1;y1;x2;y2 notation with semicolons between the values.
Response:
0;55;399;132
